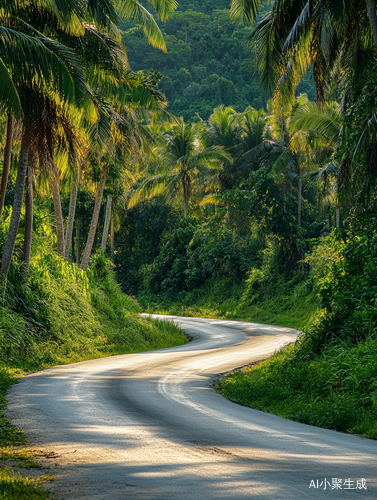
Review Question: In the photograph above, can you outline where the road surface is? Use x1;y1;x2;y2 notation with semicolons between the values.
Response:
7;316;377;499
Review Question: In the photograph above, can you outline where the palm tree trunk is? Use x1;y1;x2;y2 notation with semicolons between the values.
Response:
75;218;81;265
0;111;15;217
183;177;189;218
183;193;188;218
51;164;65;257
101;195;112;252
336;207;340;228
22;159;34;273
64;168;79;260
71;223;75;260
80;164;109;271
0;132;29;276
297;172;302;227
110;219;115;264
328;207;332;229
366;0;377;48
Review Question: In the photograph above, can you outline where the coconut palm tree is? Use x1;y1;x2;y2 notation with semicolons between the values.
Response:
259;95;327;227
0;47;87;276
22;154;36;273
79;74;166;271
0;111;16;217
129;121;231;218
289;99;344;221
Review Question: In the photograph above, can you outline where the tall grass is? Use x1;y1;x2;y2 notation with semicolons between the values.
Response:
216;334;377;439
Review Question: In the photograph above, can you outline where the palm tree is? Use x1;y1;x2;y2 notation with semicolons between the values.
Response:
260;95;324;227
366;0;377;48
79;65;173;271
129;121;231;218
0;111;16;217
203;106;243;190
22;154;35;273
0;58;86;276
0;0;105;275
64;167;81;260
289;99;344;221
80;152;112;271
230;1;375;105
307;162;341;228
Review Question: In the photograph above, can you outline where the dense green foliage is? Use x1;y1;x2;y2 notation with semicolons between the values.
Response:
122;0;316;121
116;165;326;299
211;206;377;439
1;5;377;500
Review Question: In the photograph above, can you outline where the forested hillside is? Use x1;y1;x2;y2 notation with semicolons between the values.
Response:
122;0;315;120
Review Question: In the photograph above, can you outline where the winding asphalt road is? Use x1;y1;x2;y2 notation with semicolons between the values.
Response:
7;316;377;499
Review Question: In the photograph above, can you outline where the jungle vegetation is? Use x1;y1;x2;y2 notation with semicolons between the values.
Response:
1;0;377;496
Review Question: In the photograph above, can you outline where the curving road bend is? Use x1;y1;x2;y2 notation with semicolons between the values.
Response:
7;316;377;499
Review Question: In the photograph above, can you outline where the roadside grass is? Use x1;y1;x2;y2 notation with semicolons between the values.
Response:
0;467;51;500
215;336;377;439
0;368;51;499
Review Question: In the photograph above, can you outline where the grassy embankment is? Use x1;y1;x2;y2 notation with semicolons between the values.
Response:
0;238;187;499
215;337;377;439
141;240;377;440
140;272;318;331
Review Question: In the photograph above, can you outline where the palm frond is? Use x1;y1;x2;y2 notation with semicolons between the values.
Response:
230;0;263;24
119;1;167;52
289;101;342;145
0;56;21;117
148;0;178;21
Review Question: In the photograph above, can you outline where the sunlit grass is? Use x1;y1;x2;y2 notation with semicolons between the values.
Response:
0;467;51;500
215;337;377;439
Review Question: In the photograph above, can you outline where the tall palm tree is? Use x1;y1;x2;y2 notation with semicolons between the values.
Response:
0;53;86;276
203;106;243;190
79;69;169;271
260;95;324;227
289;99;344;220
22;154;36;273
0;0;177;274
129;121;231;218
198;106;269;215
